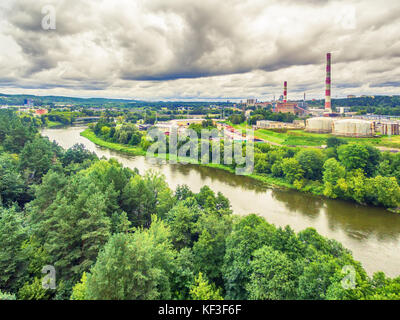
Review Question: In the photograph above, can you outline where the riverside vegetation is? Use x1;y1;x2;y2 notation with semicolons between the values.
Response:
1;109;400;300
86;118;400;211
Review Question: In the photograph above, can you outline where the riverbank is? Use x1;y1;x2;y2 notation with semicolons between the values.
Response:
46;120;64;128
80;129;147;156
80;128;295;191
80;127;368;200
80;128;400;213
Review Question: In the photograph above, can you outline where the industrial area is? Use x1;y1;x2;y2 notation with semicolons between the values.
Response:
151;52;399;143
251;52;400;138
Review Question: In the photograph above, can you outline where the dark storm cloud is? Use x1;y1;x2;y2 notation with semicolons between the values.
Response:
336;83;362;89
0;0;400;99
370;81;400;88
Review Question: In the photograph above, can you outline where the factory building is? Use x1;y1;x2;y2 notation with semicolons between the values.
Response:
305;117;334;133
255;120;305;130
174;119;209;127
273;81;306;115
337;107;351;114
332;119;375;137
246;99;257;107
275;102;305;115
254;102;271;108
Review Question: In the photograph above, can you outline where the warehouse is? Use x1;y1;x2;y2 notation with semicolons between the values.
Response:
255;120;305;130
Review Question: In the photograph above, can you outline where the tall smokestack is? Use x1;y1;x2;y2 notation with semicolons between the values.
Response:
284;81;287;103
325;53;332;112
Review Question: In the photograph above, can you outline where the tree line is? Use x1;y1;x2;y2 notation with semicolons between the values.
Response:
307;96;400;115
253;137;400;209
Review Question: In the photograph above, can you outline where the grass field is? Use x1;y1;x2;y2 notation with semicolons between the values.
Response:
228;122;400;149
46;120;63;128
80;129;147;156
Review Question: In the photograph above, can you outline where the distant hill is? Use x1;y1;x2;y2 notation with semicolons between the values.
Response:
0;93;235;109
307;95;400;115
0;93;142;107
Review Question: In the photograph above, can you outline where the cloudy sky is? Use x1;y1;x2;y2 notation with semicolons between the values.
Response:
0;0;399;101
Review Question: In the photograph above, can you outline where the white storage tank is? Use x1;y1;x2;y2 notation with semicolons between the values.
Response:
332;119;374;137
380;122;400;136
305;117;334;133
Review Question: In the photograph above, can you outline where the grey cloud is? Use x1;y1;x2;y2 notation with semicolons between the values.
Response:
370;81;400;88
336;83;362;89
0;0;400;100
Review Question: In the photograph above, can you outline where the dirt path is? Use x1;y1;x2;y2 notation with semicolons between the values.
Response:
376;146;400;153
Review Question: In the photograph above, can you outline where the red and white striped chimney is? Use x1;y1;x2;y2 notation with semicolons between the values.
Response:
283;81;287;103
325;53;331;111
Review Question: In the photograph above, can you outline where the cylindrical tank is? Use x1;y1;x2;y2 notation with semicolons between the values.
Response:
305;117;334;133
332;119;374;137
380;122;400;136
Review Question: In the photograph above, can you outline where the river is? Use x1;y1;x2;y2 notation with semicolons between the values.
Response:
41;126;400;277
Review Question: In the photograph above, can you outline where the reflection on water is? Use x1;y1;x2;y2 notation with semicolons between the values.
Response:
42;126;400;277
271;189;325;218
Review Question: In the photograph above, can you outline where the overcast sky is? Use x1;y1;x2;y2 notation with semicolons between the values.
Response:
0;0;399;101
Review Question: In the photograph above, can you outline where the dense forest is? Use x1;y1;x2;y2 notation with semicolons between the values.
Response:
0;93;139;107
1;109;400;300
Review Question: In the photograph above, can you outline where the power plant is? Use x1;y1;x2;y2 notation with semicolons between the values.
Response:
246;51;400;138
273;81;306;115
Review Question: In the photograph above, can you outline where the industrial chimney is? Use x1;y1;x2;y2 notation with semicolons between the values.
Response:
325;53;332;112
284;81;287;103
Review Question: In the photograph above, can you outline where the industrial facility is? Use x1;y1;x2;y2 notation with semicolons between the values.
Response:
377;122;400;136
272;81;307;115
247;52;400;138
304;117;400;137
247;53;332;117
305;117;375;137
256;120;305;130
305;117;335;133
332;119;375;137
